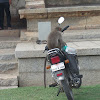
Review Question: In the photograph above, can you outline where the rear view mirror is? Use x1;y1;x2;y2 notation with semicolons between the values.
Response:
58;17;65;25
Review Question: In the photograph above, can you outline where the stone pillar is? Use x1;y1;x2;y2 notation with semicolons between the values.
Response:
15;43;53;86
25;0;45;9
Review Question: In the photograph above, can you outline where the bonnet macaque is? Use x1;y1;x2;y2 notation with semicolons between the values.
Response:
47;27;66;50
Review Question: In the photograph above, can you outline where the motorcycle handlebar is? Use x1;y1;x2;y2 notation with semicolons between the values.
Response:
61;25;69;32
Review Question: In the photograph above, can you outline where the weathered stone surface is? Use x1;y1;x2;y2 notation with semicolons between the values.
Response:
0;61;18;73
25;0;45;9
18;70;100;86
27;17;86;31
19;8;47;19
79;56;100;70
15;43;46;58
0;29;20;37
0;37;19;88
47;6;100;18
15;41;100;86
0;37;20;49
46;0;100;7
20;30;38;41
15;40;100;58
18;72;53;86
0;41;20;49
19;6;100;31
21;29;100;42
86;16;100;28
0;74;18;86
80;70;100;86
18;58;45;73
0;49;15;61
0;86;18;90
19;6;100;19
18;55;100;86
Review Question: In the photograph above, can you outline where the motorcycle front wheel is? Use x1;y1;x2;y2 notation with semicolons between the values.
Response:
61;79;74;100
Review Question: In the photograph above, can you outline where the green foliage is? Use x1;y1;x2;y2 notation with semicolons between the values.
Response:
0;85;100;100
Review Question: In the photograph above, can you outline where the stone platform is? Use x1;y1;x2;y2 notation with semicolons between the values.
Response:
19;6;100;32
15;41;100;87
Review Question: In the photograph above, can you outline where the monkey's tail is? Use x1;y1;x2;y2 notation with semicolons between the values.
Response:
44;56;47;88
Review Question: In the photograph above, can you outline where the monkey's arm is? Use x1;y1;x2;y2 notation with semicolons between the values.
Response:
58;32;66;49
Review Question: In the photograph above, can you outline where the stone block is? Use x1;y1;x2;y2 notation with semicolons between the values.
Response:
0;29;20;37
25;1;45;9
78;56;100;70
80;70;100;86
17;56;100;86
0;61;18;73
15;43;46;58
0;41;20;49
0;75;18;86
20;30;37;41
15;42;100;86
19;8;47;19
27;17;86;31
0;51;15;61
0;86;18;90
18;58;45;73
86;16;100;29
18;72;53;87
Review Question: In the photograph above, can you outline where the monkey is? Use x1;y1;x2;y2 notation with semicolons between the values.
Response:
47;27;66;50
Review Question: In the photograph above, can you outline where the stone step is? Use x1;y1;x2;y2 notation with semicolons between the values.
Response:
0;29;20;37
0;74;18;87
65;38;100;42
0;86;18;90
64;29;100;38
28;29;100;42
25;0;45;9
63;29;100;42
0;60;18;73
20;30;38;41
0;37;21;49
0;49;15;61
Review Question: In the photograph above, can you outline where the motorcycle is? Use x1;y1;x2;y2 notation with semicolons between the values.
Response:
44;17;83;100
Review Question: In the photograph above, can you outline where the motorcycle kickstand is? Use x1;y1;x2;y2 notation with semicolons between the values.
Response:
57;87;62;96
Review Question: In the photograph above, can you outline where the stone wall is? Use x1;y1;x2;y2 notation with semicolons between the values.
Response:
15;42;100;87
45;0;100;7
10;0;25;16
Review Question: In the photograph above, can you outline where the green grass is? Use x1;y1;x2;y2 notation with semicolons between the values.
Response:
0;85;100;100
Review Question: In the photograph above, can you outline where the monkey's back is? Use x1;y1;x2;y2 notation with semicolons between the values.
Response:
47;30;65;49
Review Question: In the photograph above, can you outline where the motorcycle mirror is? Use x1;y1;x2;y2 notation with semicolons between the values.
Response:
58;17;65;25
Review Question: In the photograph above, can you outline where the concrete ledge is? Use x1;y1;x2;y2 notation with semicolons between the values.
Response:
19;6;100;31
15;41;100;86
15;41;100;58
19;8;47;19
15;43;46;58
19;6;100;19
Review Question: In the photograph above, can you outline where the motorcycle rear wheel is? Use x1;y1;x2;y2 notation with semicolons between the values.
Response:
61;79;74;100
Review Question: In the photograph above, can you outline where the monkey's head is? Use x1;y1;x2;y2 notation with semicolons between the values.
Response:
55;27;62;32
